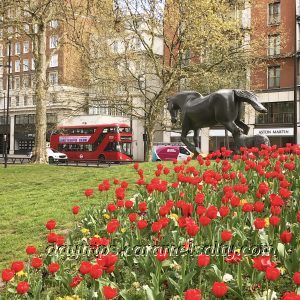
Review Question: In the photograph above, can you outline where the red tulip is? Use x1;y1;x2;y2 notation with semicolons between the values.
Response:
129;213;138;222
211;282;228;298
47;233;57;243
72;205;80;215
1;269;14;282
254;218;266;229
184;288;202;300
281;292;300;300
186;223;199;237
280;230;293;244
103;286;118;299
221;230;232;242
48;263;60;273
31;257;43;268
11;261;24;273
253;256;276;272
79;261;92;275
45;219;56;230
156;249;169;262
137;219;148;230
89;265;103;279
197;254;210;267
265;267;280;281
26;245;37;255
106;219;120;234
219;206;230;217
151;221;162;233
84;189;94;197
16;281;30;294
70;274;83;288
269;216;280;226
293;272;300;285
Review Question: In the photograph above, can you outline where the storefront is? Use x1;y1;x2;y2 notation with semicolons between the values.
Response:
253;127;294;147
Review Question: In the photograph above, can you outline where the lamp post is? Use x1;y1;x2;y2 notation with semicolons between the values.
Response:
2;92;5;158
139;75;147;161
294;2;299;145
4;39;12;168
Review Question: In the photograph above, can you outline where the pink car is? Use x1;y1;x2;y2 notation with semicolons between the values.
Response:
152;145;193;161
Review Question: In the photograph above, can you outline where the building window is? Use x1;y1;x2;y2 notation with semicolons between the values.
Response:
16;96;20;106
0;44;3;57
24;24;30;33
47;113;57;123
49;72;58;85
49;54;58;67
23;59;29;71
23;41;29;53
15;77;20;90
23;75;30;88
31;75;36;88
15;60;20;72
91;100;125;116
268;34;280;56
31;58;35;70
49;36;58;49
24;95;28;106
268;2;280;25
268;66;280;88
32;95;36;105
256;101;293;124
50;20;59;29
15;42;21;55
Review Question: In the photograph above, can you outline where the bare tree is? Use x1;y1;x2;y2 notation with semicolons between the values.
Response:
0;0;92;163
57;0;269;161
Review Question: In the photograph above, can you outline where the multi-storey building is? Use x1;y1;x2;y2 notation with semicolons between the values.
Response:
0;15;94;155
249;0;299;146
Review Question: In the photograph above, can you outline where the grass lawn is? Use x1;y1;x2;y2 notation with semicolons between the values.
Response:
0;163;158;270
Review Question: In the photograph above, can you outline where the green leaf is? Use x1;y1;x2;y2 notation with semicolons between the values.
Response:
144;285;155;300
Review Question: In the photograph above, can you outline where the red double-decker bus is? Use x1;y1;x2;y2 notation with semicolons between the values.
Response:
50;123;133;162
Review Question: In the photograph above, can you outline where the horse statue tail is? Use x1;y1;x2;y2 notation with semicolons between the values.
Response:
234;89;267;113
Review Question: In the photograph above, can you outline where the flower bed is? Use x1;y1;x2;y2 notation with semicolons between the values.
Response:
1;144;300;299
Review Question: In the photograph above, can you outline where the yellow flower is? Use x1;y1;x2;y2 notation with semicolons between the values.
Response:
235;248;241;254
170;213;179;221
103;213;110;220
240;199;248;206
121;228;127;233
16;271;27;277
264;217;270;228
279;267;286;275
81;228;90;235
93;234;100;238
233;212;238;217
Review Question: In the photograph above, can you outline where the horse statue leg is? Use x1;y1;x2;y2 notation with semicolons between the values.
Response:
181;120;197;154
222;121;245;153
235;119;250;135
193;129;201;154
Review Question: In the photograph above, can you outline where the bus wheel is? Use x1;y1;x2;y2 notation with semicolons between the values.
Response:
48;157;54;164
99;155;105;163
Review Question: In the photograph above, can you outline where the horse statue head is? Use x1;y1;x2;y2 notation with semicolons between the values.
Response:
166;91;202;123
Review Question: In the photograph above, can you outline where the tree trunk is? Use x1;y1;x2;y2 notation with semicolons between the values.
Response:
146;125;155;162
32;24;48;163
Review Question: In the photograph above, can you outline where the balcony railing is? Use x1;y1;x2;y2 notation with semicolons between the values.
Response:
256;112;294;124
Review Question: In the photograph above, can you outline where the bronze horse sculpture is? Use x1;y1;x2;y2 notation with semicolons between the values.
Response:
167;89;268;153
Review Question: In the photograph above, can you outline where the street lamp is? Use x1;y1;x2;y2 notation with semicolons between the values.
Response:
294;2;300;145
4;39;12;168
139;75;147;161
